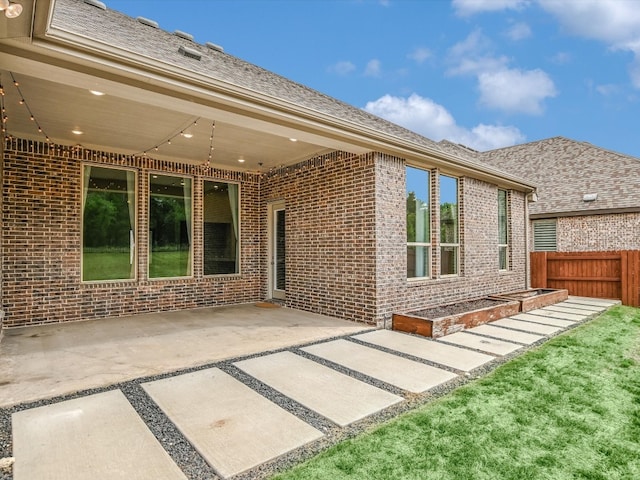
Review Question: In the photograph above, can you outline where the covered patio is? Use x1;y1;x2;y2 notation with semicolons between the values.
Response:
0;304;371;407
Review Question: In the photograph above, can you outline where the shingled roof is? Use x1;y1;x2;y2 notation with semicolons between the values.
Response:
51;0;447;155
469;137;640;217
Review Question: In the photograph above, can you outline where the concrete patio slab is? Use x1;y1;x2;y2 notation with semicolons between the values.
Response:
142;368;322;479
302;339;457;393
511;313;576;328
353;330;494;372
0;304;370;407
12;390;186;480
439;332;522;355
490;318;562;335
541;305;593;316
467;325;546;345
524;309;586;322
235;351;403;427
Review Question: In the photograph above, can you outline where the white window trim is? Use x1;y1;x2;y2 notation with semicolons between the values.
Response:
148;172;194;280
498;189;510;271
81;163;138;284
439;174;460;277
202;179;242;277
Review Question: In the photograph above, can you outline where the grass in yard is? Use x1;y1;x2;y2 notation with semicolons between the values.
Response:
274;306;640;480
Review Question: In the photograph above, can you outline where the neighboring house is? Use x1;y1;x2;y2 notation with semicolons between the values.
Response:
441;137;640;253
0;0;535;328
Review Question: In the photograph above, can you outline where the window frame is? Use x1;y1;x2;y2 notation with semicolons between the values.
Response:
148;172;194;280
498;189;510;271
406;165;432;280
81;163;138;283
439;174;460;277
202;179;241;277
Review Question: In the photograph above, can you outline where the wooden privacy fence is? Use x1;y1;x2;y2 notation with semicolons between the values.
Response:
530;250;640;307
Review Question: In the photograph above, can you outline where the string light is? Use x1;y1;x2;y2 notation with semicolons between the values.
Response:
206;120;216;167
6;72;54;145
134;117;200;158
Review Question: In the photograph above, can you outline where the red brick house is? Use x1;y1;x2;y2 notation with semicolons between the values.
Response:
0;0;535;328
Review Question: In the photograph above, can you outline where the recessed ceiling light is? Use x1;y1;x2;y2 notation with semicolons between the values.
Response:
89;90;105;96
182;132;193;139
289;138;298;142
238;158;245;163
72;129;83;135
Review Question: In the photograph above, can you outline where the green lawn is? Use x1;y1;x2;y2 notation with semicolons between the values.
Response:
274;306;640;480
83;251;189;280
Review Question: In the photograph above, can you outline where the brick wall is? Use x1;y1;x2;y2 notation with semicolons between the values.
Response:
556;213;640;252
1;139;262;327
260;151;378;323
2;139;530;328
374;155;528;326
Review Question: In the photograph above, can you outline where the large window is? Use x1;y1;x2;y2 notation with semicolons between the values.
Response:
149;174;192;278
406;166;431;279
498;189;509;270
82;165;136;282
440;174;459;276
203;181;239;275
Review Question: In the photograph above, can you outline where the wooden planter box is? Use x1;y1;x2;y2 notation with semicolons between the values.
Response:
393;297;520;339
490;288;568;313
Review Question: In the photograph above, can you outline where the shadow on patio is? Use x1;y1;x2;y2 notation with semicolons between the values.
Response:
0;304;371;407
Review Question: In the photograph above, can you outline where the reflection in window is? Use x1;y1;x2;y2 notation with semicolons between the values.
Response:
149;174;192;278
406;166;430;279
203;181;239;275
440;175;459;276
82;165;136;281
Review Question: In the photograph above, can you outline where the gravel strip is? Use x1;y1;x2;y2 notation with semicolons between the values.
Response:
0;312;604;480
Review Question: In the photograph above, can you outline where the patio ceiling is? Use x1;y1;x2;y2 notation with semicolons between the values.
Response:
0;67;346;172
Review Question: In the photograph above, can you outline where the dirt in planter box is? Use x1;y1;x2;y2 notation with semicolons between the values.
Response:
411;298;508;318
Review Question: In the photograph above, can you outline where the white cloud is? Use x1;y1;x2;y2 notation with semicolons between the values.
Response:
537;0;640;87
453;0;530;17
408;47;432;64
328;61;356;75
596;83;620;96
447;30;557;114
363;93;525;151
550;51;571;65
505;22;532;41
478;68;557;114
364;59;382;77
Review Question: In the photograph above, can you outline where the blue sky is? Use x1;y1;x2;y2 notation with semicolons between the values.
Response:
106;0;640;157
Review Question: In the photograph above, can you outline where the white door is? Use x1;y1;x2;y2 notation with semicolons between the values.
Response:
269;201;286;300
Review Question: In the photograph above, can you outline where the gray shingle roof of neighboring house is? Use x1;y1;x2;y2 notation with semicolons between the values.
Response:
50;0;448;155
445;136;640;218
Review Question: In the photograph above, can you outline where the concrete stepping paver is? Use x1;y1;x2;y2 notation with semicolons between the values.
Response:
354;330;494;372
468;324;545;345
556;302;604;312
235;351;403;427
541;305;593;316
511;313;575;328
490;318;562;335
142;368;322;479
569;296;618;306
302;339;457;393
12;390;186;480
525;309;586;322
439;332;522;355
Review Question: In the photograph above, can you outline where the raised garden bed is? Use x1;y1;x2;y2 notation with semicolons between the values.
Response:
393;297;520;339
489;288;568;313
